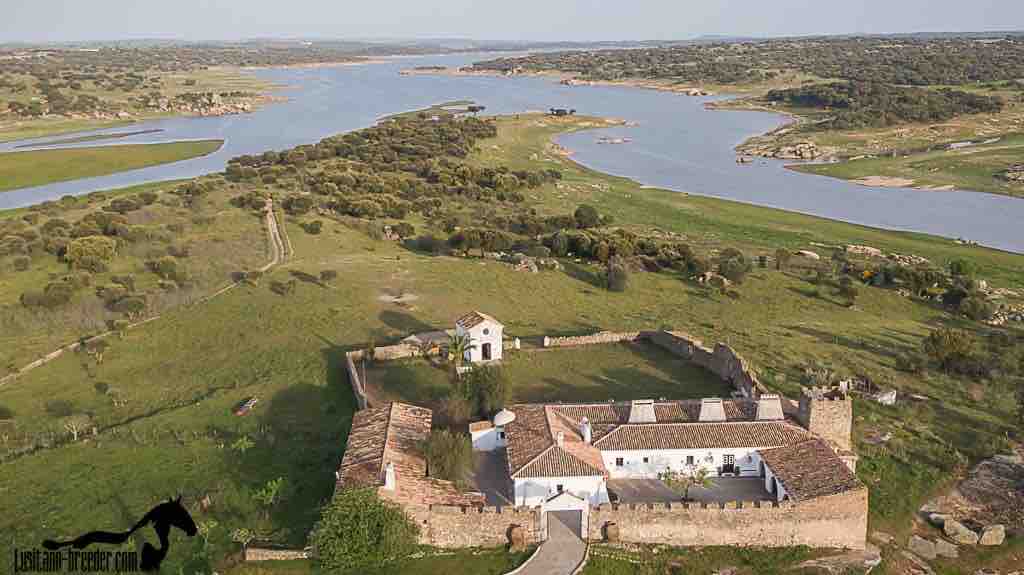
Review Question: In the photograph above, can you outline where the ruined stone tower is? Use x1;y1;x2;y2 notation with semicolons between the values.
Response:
797;386;853;452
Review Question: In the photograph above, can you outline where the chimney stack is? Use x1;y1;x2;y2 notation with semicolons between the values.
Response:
698;398;726;422
580;417;592;444
556;431;565;447
628;399;657;423
755;394;784;421
383;461;396;490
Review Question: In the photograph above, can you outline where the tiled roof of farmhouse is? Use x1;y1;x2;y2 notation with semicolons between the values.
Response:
758;438;863;501
593;421;812;451
504;400;812;478
336;402;484;506
456;311;502;329
504;404;607;479
551;399;759;426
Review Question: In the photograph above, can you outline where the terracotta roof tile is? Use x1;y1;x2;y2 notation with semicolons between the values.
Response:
456;311;501;329
759;439;863;501
336;402;484;506
593;421;813;451
517;447;604;478
505;404;554;476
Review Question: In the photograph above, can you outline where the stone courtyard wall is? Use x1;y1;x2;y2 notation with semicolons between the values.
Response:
406;504;542;548
402;488;867;550
542;331;645;348
344;350;369;410
589;488;868;549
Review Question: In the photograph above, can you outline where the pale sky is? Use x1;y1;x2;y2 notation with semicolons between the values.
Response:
2;0;1021;44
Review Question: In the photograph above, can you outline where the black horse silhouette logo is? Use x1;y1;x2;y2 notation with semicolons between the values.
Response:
42;496;198;571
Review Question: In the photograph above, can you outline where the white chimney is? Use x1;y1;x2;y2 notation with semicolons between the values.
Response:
756;394;784;421
628;399;657;423
556;431;565;447
580;417;592;444
383;461;396;490
699;398;726;422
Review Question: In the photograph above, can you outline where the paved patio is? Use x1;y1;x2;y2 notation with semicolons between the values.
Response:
608;477;773;504
472;448;513;505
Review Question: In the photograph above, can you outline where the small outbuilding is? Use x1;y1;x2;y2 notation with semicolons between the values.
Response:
455;311;504;363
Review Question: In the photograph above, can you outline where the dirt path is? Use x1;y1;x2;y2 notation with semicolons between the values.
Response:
0;199;288;387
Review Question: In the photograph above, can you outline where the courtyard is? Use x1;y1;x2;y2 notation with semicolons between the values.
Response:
608;477;774;505
363;341;733;407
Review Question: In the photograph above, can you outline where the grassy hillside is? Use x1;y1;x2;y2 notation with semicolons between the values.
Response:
0;113;1021;574
0;140;223;192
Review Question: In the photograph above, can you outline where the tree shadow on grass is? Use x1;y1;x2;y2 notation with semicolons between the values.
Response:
289;270;325;288
562;261;605;290
378;310;436;335
228;382;353;545
783;324;911;360
785;286;847;307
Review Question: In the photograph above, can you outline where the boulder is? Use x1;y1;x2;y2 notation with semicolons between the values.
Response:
943;519;979;545
927;513;949;528
933;539;959;558
908;535;937;559
978;525;1005;546
870;531;895;545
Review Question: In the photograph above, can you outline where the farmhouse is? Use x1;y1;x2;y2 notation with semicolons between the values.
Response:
336;320;868;551
470;392;860;508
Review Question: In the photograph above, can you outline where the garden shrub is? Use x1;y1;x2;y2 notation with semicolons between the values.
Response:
311;488;419;574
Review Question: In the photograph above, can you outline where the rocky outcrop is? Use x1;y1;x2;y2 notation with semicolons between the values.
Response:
998;165;1024;182
744;141;822;160
943;519;979;545
933;539;959;558
978;524;1006;546
908;535;937;559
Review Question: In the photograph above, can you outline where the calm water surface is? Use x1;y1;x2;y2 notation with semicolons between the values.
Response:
4;53;1023;253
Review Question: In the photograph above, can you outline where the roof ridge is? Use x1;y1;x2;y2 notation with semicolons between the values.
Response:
520;445;605;477
511;444;556;478
379;402;396;481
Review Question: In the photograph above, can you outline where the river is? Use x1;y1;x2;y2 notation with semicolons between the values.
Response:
3;53;1023;253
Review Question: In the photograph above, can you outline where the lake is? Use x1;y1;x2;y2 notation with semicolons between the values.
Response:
3;53;1023;253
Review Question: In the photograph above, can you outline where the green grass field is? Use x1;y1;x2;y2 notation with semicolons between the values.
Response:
794;134;1024;198
367;343;731;406
0;113;1021;574
0;140;224;192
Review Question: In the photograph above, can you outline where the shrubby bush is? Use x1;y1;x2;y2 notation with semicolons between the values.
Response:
311;488;419;574
421;429;474;487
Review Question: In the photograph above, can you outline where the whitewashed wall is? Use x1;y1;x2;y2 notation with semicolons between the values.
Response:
513;476;609;506
471;427;497;451
600;448;764;479
457;321;503;363
471;425;508;451
763;463;788;502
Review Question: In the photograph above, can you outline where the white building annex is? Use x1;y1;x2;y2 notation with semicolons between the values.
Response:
455;311;503;363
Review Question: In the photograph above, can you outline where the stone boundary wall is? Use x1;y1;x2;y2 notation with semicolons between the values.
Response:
244;547;309;561
542;331;644;348
413;488;867;550
589;488;868;550
345;350;369;410
407;504;542;548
